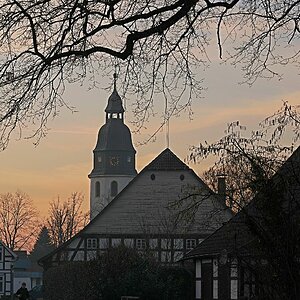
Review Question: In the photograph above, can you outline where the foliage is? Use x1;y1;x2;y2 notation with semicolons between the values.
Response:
0;1;300;147
44;246;193;300
190;101;300;210
30;226;55;264
47;192;89;247
186;102;300;299
235;157;300;300
0;191;39;251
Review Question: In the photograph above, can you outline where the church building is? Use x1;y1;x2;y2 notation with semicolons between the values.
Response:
40;83;233;269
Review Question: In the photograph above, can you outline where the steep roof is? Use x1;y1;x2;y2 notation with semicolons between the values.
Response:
105;88;125;113
183;146;300;260
146;148;190;171
94;120;135;152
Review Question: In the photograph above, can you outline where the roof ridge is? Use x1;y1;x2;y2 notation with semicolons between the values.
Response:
145;148;190;171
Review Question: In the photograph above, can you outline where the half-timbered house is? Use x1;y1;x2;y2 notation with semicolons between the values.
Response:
0;241;17;296
40;148;233;269
183;146;300;300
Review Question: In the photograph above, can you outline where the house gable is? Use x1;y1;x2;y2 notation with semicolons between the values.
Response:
83;148;232;235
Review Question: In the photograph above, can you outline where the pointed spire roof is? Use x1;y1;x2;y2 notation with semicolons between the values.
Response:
105;73;125;113
145;148;190;171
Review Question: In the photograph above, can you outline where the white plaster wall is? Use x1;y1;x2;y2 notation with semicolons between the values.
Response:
14;278;31;292
90;175;135;219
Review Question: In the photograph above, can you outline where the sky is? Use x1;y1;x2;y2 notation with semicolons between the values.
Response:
0;57;299;217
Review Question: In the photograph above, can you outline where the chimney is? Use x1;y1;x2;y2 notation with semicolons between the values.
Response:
217;176;226;205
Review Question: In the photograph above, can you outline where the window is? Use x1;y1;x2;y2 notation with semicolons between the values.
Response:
149;239;158;249
161;239;171;250
111;239;121;247
136;239;146;250
87;238;97;249
186;239;196;250
95;181;100;197
124;239;134;248
99;238;109;249
161;251;172;263
36;278;41;286
0;246;3;261
174;239;184;250
230;259;238;299
111;181;118;197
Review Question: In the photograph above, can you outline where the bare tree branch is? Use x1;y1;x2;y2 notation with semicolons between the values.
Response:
0;1;299;147
0;191;40;251
47;192;89;247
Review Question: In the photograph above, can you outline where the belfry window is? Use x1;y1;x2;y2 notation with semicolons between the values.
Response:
111;181;118;197
95;181;100;197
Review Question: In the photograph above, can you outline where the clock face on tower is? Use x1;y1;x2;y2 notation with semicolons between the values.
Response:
109;156;119;166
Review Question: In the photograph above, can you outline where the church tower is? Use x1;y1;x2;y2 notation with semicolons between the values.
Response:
88;77;137;219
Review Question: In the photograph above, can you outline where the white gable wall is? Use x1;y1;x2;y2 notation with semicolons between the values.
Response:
85;169;231;235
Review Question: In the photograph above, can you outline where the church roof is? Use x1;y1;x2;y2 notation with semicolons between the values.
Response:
94;119;135;152
145;148;190;171
105;88;125;113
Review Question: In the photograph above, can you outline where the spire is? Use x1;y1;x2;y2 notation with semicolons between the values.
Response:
113;72;117;91
105;73;124;114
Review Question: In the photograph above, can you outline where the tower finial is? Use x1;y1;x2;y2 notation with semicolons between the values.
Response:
113;72;117;90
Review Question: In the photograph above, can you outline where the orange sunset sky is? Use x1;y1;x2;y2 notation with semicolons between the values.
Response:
0;59;299;217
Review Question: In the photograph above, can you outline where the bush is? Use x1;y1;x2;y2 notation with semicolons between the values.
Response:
44;246;192;300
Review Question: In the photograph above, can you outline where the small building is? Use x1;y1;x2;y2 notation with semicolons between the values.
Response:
40;148;233;269
183;146;300;300
0;241;17;297
13;250;43;292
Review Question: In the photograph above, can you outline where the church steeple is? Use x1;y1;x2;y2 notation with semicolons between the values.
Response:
88;76;137;219
105;74;125;122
